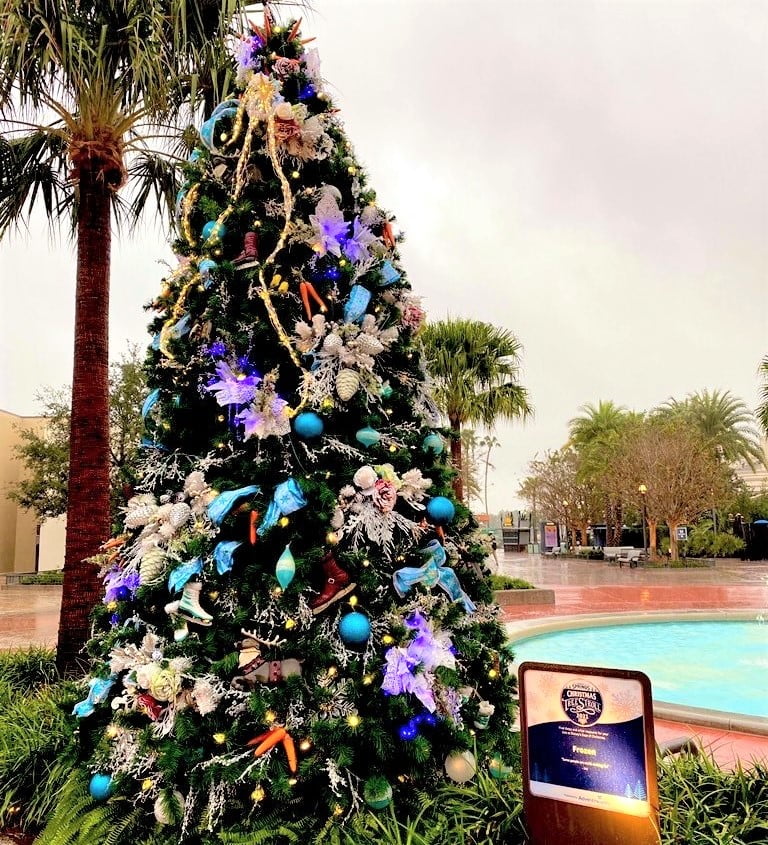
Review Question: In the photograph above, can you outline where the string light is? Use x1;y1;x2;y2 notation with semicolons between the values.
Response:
105;725;119;739
142;779;154;792
347;714;361;728
299;738;312;752
362;558;370;567
362;674;375;685
326;666;338;678
213;732;227;745
348;595;359;607
382;635;394;645
288;778;298;786
278;516;290;527
264;710;277;724
251;786;266;802
284;618;297;630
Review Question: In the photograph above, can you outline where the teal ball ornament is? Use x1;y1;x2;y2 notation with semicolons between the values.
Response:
489;754;515;781
422;433;444;455
198;258;217;274
293;412;324;439
338;611;371;645
426;496;455;525
89;773;114;801
355;426;381;448
364;779;393;810
201;220;226;242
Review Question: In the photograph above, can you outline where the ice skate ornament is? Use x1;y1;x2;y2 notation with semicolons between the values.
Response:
165;581;214;627
392;540;476;614
310;552;356;615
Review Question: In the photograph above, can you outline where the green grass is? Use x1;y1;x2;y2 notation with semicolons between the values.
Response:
488;576;534;591
18;570;65;585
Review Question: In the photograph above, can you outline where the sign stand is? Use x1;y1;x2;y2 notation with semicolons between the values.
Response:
519;661;660;845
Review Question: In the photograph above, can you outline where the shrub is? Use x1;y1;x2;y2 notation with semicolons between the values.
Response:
18;570;64;585
489;576;534;591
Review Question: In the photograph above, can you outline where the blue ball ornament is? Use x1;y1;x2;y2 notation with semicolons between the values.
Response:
355;427;381;448
114;586;130;602
338;611;371;645
198;258;217;274
422;433;445;455
293;412;324;439
89;773;114;801
426;496;456;525
201;220;227;242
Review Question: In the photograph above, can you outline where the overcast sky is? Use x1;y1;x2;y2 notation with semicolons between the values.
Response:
1;0;766;513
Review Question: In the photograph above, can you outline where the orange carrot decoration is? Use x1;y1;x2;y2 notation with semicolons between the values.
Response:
246;726;297;772
249;510;259;544
299;281;327;320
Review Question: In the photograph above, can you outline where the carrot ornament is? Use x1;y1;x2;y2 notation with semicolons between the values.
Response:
246;726;298;773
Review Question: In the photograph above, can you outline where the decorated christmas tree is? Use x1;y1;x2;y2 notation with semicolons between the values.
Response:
65;13;517;841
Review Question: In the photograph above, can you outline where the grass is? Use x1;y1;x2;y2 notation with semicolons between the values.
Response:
0;648;765;844
488;576;534;591
18;570;65;585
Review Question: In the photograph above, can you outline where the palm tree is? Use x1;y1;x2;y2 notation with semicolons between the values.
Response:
568;401;635;545
758;357;768;436
0;0;248;672
421;318;531;501
657;389;765;471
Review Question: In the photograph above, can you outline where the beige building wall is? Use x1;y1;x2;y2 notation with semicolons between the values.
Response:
0;409;66;573
733;437;768;494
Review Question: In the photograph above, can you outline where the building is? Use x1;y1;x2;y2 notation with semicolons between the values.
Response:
0;409;65;573
733;437;768;494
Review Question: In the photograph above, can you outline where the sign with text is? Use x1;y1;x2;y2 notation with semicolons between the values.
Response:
676;526;688;541
519;662;660;845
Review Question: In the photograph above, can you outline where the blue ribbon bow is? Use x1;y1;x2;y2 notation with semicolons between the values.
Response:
168;558;203;593
72;675;117;718
393;540;476;613
213;540;242;575
258;478;307;536
207;485;260;525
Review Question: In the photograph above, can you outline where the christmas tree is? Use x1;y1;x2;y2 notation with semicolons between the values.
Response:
67;13;517;841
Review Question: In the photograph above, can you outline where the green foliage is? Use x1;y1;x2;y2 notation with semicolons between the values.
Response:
0;673;79;831
685;521;745;558
9;345;147;521
0;646;59;690
488;576;534;591
19;570;65;585
658;754;768;843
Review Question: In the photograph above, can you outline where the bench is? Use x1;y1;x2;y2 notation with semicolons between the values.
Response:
603;547;646;568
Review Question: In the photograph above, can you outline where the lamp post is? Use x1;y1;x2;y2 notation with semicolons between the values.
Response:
638;484;648;556
562;500;569;549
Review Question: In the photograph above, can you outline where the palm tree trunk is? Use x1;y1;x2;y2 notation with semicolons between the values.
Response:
56;171;112;674
649;521;658;559
449;415;464;501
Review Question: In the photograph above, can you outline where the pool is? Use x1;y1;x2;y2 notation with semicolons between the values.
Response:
510;619;767;720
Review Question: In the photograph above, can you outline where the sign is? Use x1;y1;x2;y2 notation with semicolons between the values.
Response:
676;526;688;541
543;523;558;550
519;662;659;845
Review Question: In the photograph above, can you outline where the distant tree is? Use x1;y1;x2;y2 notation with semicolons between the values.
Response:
458;430;483;510
656;389;764;471
568;401;639;545
421;318;532;501
615;420;733;560
520;449;601;545
10;346;146;523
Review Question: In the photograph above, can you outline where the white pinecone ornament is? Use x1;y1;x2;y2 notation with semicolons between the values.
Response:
323;333;343;354
169;502;192;529
125;502;158;529
139;548;167;584
336;368;360;401
354;333;384;356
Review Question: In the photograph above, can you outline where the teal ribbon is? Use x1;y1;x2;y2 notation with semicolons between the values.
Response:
258;478;307;536
393;540;476;613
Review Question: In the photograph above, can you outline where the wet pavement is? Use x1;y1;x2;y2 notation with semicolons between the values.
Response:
1;556;767;769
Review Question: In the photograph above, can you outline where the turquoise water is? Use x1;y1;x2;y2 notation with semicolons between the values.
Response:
511;620;768;718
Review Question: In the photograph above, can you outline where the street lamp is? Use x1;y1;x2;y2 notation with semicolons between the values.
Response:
638;484;648;556
562;500;569;549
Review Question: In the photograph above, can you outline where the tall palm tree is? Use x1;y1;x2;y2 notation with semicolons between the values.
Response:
0;0;248;672
657;389;765;471
421;318;532;501
568;400;635;545
758;357;768;436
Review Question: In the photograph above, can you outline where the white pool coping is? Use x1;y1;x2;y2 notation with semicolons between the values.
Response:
505;609;768;737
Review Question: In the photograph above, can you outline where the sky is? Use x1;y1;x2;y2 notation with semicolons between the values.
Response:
0;0;766;513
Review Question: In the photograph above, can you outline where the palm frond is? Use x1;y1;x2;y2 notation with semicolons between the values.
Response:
0;130;73;235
